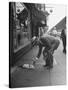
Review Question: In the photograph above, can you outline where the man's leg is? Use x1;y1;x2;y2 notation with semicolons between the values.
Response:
43;48;49;67
48;52;53;68
43;49;53;68
63;38;66;53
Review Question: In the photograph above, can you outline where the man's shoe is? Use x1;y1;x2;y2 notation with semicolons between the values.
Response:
43;64;48;67
47;65;53;69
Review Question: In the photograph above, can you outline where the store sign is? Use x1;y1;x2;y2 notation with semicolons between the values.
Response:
16;2;25;14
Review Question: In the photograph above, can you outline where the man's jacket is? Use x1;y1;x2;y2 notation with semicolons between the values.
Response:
37;34;60;58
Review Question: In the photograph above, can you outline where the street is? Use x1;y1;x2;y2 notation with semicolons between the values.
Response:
11;38;66;88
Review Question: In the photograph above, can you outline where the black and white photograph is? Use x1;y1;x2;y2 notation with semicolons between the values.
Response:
9;2;67;88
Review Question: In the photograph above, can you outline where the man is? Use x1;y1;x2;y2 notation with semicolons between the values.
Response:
33;34;60;68
61;29;66;53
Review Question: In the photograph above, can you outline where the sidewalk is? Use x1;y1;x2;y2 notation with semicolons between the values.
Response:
11;39;66;88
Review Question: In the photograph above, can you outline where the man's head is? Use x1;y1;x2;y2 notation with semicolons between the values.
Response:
32;36;40;46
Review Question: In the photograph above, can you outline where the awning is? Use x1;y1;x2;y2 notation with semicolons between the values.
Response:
24;3;49;23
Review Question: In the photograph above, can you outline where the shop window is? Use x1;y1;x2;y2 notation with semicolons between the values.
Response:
13;3;31;53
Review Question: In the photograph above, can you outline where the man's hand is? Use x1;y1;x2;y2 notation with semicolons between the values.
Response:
32;57;39;65
34;57;39;61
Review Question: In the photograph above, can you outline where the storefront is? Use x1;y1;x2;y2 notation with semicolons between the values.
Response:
13;3;32;53
9;2;49;66
9;2;33;66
